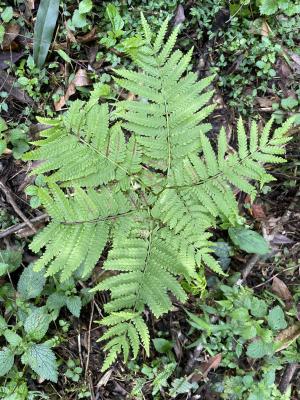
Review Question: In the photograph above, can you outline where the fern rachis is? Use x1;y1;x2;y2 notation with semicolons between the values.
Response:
24;14;295;370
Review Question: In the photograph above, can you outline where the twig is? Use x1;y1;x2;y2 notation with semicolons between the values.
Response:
85;300;95;378
252;265;298;289
0;213;48;239
0;181;36;233
279;363;298;393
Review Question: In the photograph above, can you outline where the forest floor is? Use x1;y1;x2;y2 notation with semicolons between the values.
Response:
0;1;300;399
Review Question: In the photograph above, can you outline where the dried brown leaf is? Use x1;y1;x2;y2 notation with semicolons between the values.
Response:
252;204;267;220
2;24;20;50
272;276;292;302
174;5;185;26
77;27;98;43
54;69;90;111
275;324;300;352
191;353;222;382
261;21;271;37
0;70;34;105
0;52;24;70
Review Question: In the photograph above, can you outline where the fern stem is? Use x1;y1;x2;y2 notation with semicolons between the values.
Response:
62;210;136;225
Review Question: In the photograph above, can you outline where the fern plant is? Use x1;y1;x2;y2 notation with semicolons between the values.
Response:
24;14;295;371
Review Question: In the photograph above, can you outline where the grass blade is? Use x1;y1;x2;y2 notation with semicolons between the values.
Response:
33;0;59;68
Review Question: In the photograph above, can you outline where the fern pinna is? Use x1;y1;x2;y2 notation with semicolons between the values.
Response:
24;15;295;370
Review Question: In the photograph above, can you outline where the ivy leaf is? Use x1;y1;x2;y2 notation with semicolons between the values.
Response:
267;306;287;330
21;343;58;382
24;308;50;341
17;263;46;300
228;227;270;255
66;296;82;317
0;347;14;376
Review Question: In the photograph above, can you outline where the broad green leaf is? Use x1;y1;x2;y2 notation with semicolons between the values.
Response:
246;339;274;359
21;343;58;382
169;377;198;397
24;308;50;341
0;139;6;154
17;263;46;299
0;250;22;277
66;296;82;317
0;315;7;331
0;347;14;376
1;7;13;23
152;338;173;354
0;117;7;133
4;329;22;347
281;97;298;110
33;0;59;67
228;227;270;255
0;25;5;44
267;306;287;330
46;292;67;311
251;297;268;318
78;0;93;14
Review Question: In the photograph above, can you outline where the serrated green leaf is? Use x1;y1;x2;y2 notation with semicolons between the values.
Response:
267;306;287;331
4;329;22;347
33;0;59;67
0;315;7;331
17;263;46;299
21;343;58;382
66;296;82;317
46;292;67;311
0;250;22;277
228;227;270;255
251;297;268;318
0;347;14;376
24;308;50;341
246;339;274;359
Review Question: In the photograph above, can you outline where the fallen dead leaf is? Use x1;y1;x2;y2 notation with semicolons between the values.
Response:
65;21;77;43
77;27;98;43
261;20;271;37
26;0;35;9
256;96;277;109
2;24;20;50
96;369;113;388
0;52;24;70
0;70;34;105
272;276;292;302
251;203;267;220
174;5;185;26
275;324;300;352
191;353;222;382
54;69;90;111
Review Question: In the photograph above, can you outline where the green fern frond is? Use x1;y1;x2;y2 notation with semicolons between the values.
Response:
23;15;296;372
114;18;215;174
